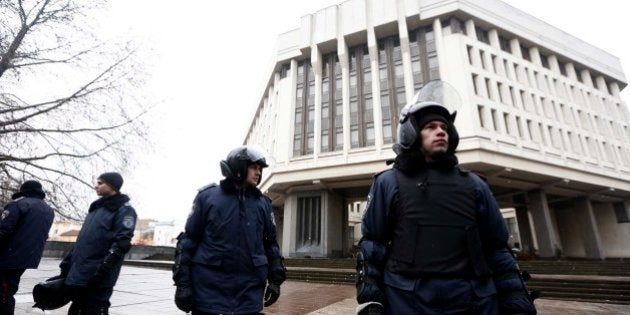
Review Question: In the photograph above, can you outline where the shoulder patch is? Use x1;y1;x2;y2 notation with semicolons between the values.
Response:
1;209;9;221
122;215;135;229
198;183;217;192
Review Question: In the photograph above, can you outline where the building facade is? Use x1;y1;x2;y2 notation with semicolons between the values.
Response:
245;0;630;259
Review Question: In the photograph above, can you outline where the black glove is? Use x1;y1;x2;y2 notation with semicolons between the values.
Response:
358;302;385;315
498;290;537;315
263;282;280;307
174;285;193;313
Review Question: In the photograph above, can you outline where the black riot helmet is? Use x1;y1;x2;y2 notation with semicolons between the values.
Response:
32;277;71;310
394;80;462;155
220;145;269;185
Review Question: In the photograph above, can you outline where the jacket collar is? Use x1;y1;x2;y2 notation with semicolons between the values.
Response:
393;151;458;175
220;179;262;198
88;193;130;212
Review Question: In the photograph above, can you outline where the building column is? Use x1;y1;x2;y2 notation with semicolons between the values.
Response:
323;191;343;257
281;194;297;257
514;205;535;254
574;197;604;259
527;189;560;257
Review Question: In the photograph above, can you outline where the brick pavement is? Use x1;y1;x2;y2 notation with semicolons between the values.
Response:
11;258;630;314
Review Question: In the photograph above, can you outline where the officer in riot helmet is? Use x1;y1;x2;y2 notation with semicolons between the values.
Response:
173;145;286;314
356;81;537;314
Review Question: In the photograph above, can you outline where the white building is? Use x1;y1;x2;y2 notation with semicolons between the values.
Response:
153;220;186;247
245;0;630;259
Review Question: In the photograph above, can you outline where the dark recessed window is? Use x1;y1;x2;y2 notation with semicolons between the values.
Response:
293;60;315;156
560;63;567;76
410;26;440;92
475;26;489;44
349;44;374;148
540;54;550;69
378;36;405;145
575;67;584;83
499;35;511;53
442;17;465;35
520;44;531;61
280;63;290;78
614;202;629;223
296;196;322;249
321;53;343;153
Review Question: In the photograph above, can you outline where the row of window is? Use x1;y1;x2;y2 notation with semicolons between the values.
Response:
467;44;628;123
477;104;630;168
291;26;439;156
473;23;618;97
471;73;630;143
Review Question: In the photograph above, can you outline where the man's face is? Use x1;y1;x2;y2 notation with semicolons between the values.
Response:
95;179;116;197
420;120;449;159
244;164;262;187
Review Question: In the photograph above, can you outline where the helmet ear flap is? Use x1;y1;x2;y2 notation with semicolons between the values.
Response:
220;160;233;179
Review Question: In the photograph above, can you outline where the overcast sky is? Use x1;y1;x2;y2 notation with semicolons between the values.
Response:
103;0;630;222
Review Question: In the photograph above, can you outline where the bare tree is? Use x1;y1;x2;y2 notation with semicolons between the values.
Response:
0;0;150;220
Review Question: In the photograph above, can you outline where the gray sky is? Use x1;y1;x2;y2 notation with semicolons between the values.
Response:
105;0;630;222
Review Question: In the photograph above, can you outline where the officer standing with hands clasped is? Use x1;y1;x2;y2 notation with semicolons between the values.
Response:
173;145;286;314
356;81;537;314
51;172;137;314
0;180;54;315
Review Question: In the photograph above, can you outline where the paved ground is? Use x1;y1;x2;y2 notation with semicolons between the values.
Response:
13;258;630;314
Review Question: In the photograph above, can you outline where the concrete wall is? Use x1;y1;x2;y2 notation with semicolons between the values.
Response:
594;202;630;258
555;206;586;258
43;241;175;261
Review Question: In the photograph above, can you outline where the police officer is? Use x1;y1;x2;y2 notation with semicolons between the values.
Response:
57;172;137;315
356;81;537;314
173;145;286;314
0;180;54;314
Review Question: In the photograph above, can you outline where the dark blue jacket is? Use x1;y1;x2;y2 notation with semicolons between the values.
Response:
0;196;54;269
358;164;520;313
183;180;285;314
63;194;136;288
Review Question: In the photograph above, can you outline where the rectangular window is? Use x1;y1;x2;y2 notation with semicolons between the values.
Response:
485;78;492;100
475;26;489;44
520;44;531;61
442;16;465;35
503;113;511;135
410;26;440;91
575;66;583;83
349;44;374;148
478;105;486;129
515;116;523;138
293;61;311;156
491;109;498;132
321;54;342;152
499;36;511;53
296;196;322;248
540;53;550;69
614;203;629;223
559;63;567;76
280;63;290;78
472;74;479;95
378;36;404;144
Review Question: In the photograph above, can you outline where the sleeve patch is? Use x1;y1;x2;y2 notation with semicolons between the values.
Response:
1;209;9;221
122;215;135;229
